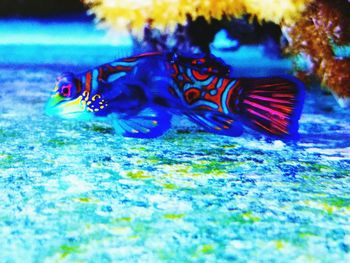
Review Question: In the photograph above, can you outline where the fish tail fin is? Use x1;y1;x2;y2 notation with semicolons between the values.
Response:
234;76;305;139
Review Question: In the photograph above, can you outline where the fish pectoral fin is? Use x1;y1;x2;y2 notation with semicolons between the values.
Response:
188;111;243;137
112;107;171;138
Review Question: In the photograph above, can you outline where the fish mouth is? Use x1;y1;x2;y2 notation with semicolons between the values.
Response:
45;94;92;120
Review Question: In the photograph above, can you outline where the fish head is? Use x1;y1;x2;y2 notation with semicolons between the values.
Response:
45;72;92;120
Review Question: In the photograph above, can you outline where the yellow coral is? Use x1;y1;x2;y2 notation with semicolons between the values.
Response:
84;0;312;32
244;0;311;24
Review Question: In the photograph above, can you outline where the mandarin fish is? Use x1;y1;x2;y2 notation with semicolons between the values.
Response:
45;52;305;139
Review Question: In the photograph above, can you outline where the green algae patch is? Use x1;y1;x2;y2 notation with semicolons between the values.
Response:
0;153;25;168
191;244;217;259
298;231;319;239
199;244;215;254
47;137;77;148
0;129;17;142
112;217;132;223
230;212;261;224
76;197;93;203
126;170;152;180
136;146;147;151
202;148;226;156
307;163;335;173
324;197;350;209
223;144;238;149
242;212;261;223
304;197;350;214
158;250;176;261
146;155;161;164
175;166;191;174
162;183;178;190
301;174;320;182
47;138;66;147
0;154;13;164
131;221;157;237
160;164;192;174
88;123;114;134
0;129;16;137
176;129;192;134
148;156;185;165
163;213;186;220
232;161;248;167
322;203;335;214
59;244;82;259
275;240;285;250
191;160;229;175
318;197;350;214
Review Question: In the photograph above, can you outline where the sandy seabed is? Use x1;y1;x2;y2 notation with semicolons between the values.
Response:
0;21;350;262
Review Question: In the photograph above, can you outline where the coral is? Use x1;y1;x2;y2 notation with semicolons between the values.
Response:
284;0;350;97
84;0;350;97
84;0;310;54
83;0;311;31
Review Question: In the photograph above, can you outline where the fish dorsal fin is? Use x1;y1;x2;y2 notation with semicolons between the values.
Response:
171;53;231;76
112;107;171;138
187;111;243;137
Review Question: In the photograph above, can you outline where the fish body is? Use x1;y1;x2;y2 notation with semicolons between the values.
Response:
46;52;305;139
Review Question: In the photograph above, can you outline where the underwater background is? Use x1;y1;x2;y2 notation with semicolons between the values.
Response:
1;1;350;262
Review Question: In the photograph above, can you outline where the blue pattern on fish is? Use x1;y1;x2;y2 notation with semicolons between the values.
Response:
45;52;305;139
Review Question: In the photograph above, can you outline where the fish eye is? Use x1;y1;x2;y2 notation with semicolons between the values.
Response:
55;73;81;98
61;84;72;97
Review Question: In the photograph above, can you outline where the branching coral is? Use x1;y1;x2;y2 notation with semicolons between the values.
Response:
285;0;350;97
83;0;311;31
